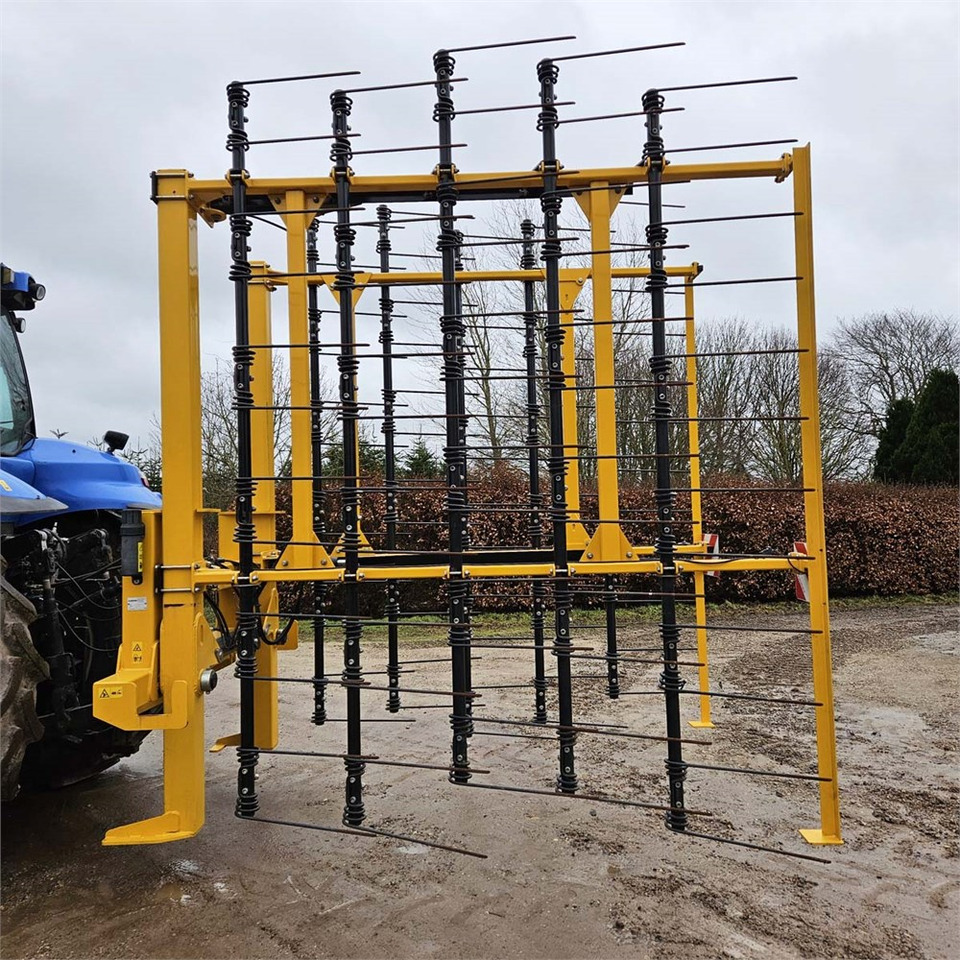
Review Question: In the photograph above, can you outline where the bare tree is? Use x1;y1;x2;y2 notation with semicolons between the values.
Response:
747;327;868;482
828;309;960;437
689;318;755;476
198;358;335;508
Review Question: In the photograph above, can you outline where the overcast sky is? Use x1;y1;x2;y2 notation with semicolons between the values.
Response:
2;0;957;448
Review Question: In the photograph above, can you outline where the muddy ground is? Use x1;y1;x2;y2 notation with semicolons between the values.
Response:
2;602;958;960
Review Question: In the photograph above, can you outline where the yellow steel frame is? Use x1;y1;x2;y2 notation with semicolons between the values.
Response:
93;151;840;847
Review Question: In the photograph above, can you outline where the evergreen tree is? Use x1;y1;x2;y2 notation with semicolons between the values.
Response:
401;438;442;478
873;398;914;481
322;430;387;478
888;369;959;485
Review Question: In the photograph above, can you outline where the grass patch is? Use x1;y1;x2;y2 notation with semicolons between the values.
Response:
288;592;957;646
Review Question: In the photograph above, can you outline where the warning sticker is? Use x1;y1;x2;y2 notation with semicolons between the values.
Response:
97;686;124;700
132;642;144;664
127;597;148;612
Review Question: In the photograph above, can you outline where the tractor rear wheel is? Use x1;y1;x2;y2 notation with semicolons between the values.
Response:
0;575;47;801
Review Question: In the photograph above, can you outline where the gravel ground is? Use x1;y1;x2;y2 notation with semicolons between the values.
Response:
2;602;957;960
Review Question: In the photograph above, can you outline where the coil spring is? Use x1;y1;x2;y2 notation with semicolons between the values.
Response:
641;88;665;167
432;50;456;121
225;132;249;159
646;218;669;248
229;215;252;281
536;59;560;131
665;756;688;784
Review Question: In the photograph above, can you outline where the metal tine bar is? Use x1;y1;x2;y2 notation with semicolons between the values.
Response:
445;35;577;54
557;243;689;257
453;714;627;730
250;215;287;231
261;749;492;775
341;683;481;698
247;341;370;348
471;730;555;741
615;275;801;291
619;199;686;209
684;761;830;782
247;132;362;145
564;654;705;667
534;225;609;232
352;143;468;156
556;183;636;196
253;208;367;217
572;590;703;599
623;689;821;707
449;170;576;188
664;347;807;359
669;486;812;493
342;77;469;94
400;657;482;666
665;138;797;154
451;643;595;652
664;415;809;423
678;830;832;865
559;106;684;124
656;75;798;93
456;100;575;115
672;622;821;635
652;211;801;227
261;748;378;760
244;814;487;859
460;308;582;317
565;316;693;328
304;717;415;723
451;780;714;817
239;69;361;85
454;714;711;745
315;262;408;270
456;236;580;248
353;214;475;225
552;41;685;61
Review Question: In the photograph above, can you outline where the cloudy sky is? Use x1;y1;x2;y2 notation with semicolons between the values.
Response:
2;0;957;448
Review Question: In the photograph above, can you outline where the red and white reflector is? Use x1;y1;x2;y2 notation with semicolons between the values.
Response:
703;533;720;578
793;540;810;602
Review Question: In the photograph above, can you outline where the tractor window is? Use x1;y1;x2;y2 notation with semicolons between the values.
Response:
0;309;35;456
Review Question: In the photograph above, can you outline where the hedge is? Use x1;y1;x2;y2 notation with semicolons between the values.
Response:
272;469;958;611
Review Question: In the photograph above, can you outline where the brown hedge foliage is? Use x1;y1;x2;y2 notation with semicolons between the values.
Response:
274;469;958;611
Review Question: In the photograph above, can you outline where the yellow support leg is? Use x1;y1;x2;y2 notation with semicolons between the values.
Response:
280;193;331;571
559;272;590;549
249;264;280;749
682;276;714;729
793;146;842;846
102;171;209;844
576;187;631;562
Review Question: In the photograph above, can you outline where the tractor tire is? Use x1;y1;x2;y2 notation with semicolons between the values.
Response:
0;575;48;801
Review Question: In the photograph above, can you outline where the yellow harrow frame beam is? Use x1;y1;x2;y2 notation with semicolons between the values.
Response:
94;150;840;847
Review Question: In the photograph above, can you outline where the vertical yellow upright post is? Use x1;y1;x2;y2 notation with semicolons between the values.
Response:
103;170;208;844
684;275;714;729
559;275;589;549
282;193;328;570
248;264;279;749
577;187;631;561
793;146;842;845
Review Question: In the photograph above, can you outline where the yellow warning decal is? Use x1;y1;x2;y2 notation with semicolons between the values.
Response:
97;686;124;699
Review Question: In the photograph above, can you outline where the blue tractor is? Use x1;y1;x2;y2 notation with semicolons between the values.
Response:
1;264;161;799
